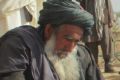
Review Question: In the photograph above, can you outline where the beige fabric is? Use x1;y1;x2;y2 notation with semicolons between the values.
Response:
0;16;8;36
36;0;43;15
103;0;114;26
30;0;44;27
0;0;37;37
0;0;35;15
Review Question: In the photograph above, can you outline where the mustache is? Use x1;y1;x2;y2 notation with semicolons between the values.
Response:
54;49;69;58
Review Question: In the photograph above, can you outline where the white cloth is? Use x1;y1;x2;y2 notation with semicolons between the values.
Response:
95;0;105;41
0;0;37;37
0;0;35;14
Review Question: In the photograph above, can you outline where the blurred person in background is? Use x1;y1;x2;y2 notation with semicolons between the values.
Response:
77;0;115;72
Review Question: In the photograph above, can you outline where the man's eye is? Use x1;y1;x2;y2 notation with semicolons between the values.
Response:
64;35;73;41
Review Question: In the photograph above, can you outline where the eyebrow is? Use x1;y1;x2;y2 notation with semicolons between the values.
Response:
64;35;80;42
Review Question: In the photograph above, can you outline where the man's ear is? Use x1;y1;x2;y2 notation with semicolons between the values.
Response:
44;24;54;40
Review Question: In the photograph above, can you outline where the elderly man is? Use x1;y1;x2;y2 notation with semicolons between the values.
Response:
0;0;104;80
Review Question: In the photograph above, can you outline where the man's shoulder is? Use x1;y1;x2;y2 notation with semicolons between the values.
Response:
77;44;90;54
77;44;92;60
11;25;36;33
4;25;37;38
0;25;44;52
0;25;40;45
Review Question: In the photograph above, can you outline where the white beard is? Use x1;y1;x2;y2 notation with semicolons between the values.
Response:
45;33;80;80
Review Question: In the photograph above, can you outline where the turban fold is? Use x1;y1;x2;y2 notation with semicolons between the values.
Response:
38;0;94;35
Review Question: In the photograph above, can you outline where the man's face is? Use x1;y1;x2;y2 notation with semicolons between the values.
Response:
44;27;81;80
53;24;83;58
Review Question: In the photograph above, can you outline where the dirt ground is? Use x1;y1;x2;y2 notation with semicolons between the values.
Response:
99;57;120;80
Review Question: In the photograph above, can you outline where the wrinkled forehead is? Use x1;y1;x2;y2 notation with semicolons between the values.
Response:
58;24;84;35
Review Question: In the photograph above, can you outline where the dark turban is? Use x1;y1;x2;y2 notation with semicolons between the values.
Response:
38;0;94;35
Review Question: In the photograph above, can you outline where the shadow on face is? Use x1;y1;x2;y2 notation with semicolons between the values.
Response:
44;24;84;58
